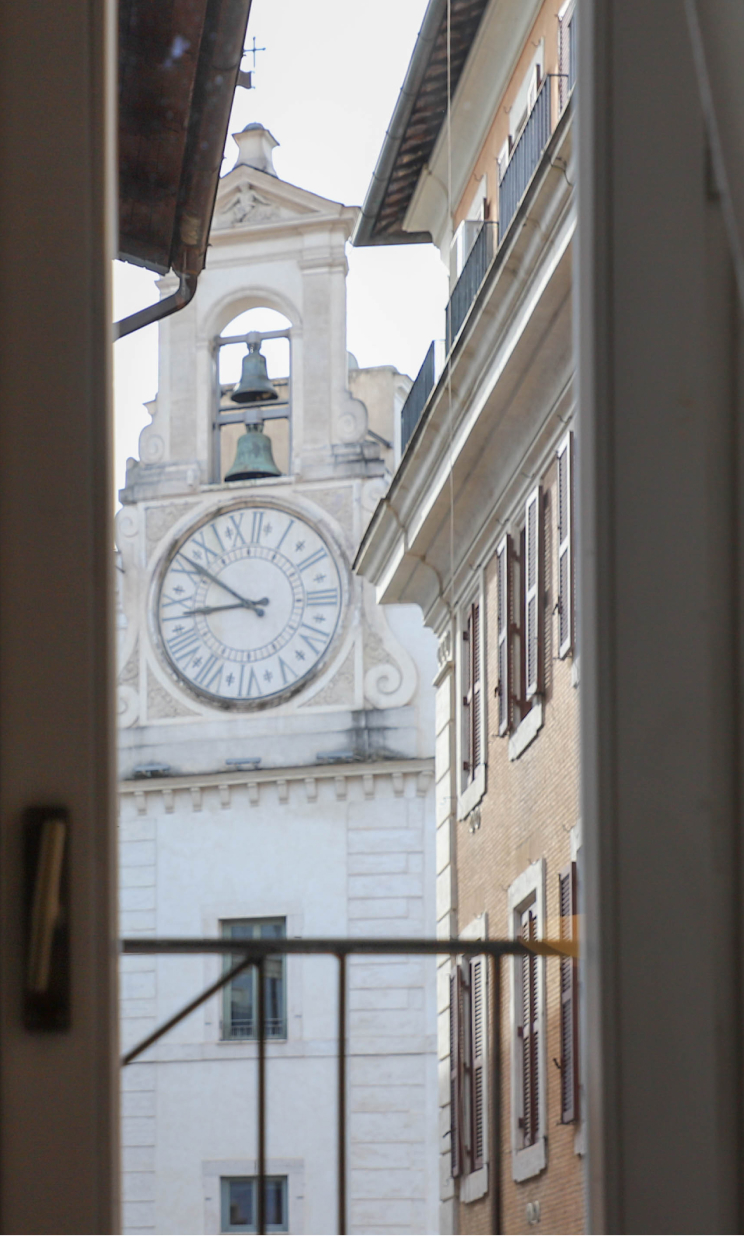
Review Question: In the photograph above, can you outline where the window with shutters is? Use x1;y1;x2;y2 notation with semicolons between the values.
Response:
508;861;546;1181
556;433;574;658
559;862;579;1123
459;589;486;815
448;942;489;1199
495;487;544;757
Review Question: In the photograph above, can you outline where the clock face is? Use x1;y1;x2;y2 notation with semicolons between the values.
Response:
156;503;344;706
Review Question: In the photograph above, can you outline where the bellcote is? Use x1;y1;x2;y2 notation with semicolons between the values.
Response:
120;126;380;505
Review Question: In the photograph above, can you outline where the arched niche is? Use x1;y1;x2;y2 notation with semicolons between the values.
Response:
214;302;295;484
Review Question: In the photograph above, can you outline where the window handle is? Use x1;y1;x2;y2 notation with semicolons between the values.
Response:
24;807;70;1030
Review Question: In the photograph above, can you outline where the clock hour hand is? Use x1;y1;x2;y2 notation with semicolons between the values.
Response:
181;555;268;615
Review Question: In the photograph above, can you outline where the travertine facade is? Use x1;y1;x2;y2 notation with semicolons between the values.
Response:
116;125;438;1235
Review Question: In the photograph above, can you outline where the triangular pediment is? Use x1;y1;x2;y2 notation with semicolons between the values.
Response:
211;165;357;234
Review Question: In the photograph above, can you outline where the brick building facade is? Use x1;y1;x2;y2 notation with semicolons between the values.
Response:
354;0;583;1230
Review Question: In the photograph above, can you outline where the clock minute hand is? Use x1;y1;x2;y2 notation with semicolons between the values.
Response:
181;556;268;615
185;601;268;617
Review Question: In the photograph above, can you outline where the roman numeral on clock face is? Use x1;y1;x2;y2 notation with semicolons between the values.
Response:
192;654;223;691
167;627;201;662
305;588;338;606
298;622;329;655
297;547;327;572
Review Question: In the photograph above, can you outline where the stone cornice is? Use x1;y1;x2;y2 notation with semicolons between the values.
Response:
119;757;434;814
355;110;575;617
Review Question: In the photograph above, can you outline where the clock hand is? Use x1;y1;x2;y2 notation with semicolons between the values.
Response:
183;601;268;618
181;555;268;615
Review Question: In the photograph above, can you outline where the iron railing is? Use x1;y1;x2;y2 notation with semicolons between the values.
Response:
568;14;576;93
401;342;437;453
446;222;496;351
498;75;552;244
120;935;572;1235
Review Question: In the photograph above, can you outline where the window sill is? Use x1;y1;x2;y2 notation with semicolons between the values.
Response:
460;1164;488;1203
512;1137;546;1182
508;702;543;761
458;763;485;819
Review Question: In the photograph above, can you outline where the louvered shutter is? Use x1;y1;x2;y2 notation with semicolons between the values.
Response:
496;537;512;735
557;434;573;657
462;602;481;778
524;487;542;700
471;602;482;770
520;907;540;1147
559;862;579;1123
449;969;463;1177
470;955;487;1170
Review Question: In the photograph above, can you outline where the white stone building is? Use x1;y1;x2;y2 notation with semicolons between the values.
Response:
115;125;438;1236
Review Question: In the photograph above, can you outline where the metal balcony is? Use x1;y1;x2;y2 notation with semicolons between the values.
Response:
498;76;552;244
445;221;496;351
400;341;437;454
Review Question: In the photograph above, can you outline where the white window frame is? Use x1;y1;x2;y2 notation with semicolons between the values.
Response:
201;906;303;1050
457;579;486;818
202;1159;304;1236
508;860;547;1182
221;917;287;1043
220;1174;288;1233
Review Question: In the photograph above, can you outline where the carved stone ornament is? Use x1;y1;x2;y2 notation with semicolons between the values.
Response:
300;645;355;708
146;668;198;720
214;184;278;228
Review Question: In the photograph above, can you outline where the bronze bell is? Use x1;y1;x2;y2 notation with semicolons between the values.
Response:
231;331;279;405
225;423;281;482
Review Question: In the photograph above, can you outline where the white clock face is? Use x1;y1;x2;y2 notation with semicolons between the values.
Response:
157;504;344;705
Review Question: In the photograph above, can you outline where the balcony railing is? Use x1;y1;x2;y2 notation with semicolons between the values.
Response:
446;221;496;351
498;75;552;244
401;341;437;454
120;933;572;1234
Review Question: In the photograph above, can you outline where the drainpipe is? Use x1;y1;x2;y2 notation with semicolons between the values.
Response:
114;271;199;340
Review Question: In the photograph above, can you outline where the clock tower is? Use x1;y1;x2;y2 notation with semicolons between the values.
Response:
115;126;438;1236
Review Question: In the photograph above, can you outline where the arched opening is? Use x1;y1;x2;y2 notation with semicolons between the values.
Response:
215;307;292;483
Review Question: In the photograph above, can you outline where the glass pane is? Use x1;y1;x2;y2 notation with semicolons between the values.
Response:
228;1179;254;1228
265;1178;285;1229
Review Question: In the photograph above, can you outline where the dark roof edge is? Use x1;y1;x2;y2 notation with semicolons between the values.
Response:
352;0;447;248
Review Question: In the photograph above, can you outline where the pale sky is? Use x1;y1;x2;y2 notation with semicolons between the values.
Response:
113;0;449;496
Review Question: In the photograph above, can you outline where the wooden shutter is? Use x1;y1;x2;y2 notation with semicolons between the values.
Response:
557;433;573;657
450;968;463;1177
524;487;542;700
520;907;540;1147
496;537;512;735
470;955;487;1170
462;601;482;777
559;862;579;1123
